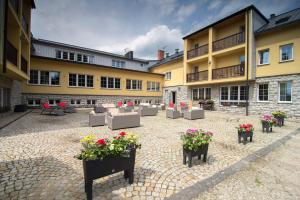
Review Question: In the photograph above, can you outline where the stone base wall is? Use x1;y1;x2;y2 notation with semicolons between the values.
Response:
250;74;300;118
22;94;162;107
0;76;23;111
162;85;189;105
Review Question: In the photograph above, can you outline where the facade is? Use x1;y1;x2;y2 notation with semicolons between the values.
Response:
0;0;35;112
153;5;300;118
23;39;164;107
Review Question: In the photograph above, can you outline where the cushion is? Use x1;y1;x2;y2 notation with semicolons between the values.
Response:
127;102;134;107
43;103;51;109
117;101;123;107
169;102;174;108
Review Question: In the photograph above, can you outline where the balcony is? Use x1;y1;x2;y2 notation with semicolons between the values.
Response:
6;40;18;67
9;0;19;15
22;15;29;33
212;64;244;80
187;70;208;82
21;56;28;74
187;44;208;60
213;32;245;52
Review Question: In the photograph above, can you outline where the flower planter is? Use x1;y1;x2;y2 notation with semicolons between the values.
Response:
238;130;253;145
83;148;136;200
261;121;272;133
275;116;284;127
183;144;208;168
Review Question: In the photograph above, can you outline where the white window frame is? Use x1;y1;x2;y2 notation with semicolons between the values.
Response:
278;81;292;103
280;44;294;62
165;72;171;80
258;49;270;65
257;83;269;102
48;99;61;106
126;79;142;90
112;59;126;68
68;73;94;88
192;87;211;100
28;70;60;86
27;99;41;107
70;99;81;105
147;81;160;91
219;85;248;103
100;76;121;89
86;99;96;105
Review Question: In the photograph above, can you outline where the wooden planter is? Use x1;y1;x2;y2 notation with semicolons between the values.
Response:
83;148;136;200
261;121;273;133
275;116;284;127
183;144;209;168
238;130;253;145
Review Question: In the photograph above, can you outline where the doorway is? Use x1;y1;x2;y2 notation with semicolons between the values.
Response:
171;91;176;104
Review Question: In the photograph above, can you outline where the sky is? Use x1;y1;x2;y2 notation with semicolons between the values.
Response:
31;0;300;59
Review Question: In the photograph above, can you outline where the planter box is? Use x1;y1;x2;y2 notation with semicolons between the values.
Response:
261;121;273;133
238;130;253;145
183;144;209;168
275;116;284;127
83;148;136;200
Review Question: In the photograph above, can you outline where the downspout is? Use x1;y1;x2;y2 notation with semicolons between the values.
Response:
245;9;250;116
2;0;8;73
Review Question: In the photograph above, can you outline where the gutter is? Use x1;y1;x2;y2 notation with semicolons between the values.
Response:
246;9;250;116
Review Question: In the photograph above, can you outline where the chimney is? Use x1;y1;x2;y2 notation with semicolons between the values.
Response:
175;48;179;54
157;49;165;60
270;14;276;18
125;51;133;59
165;52;169;58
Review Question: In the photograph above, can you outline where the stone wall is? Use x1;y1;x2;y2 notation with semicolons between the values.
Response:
22;94;162;107
11;80;22;108
250;74;300;118
163;85;189;105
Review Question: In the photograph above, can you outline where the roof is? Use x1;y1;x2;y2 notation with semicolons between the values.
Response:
256;7;300;35
32;38;150;63
183;4;268;39
149;51;183;69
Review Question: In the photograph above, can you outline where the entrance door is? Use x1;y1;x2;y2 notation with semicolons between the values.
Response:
171;91;176;104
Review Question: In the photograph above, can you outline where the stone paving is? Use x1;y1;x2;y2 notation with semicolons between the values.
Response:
0;109;299;199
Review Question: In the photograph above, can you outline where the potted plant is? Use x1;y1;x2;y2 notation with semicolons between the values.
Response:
272;111;287;127
76;132;141;200
237;124;254;145
181;128;213;168
261;114;276;133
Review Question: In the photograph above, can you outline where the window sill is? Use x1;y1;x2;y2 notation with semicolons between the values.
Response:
257;63;270;67
257;100;269;103
278;101;292;104
126;89;142;91
147;90;161;92
279;59;294;63
100;88;121;90
68;86;94;89
27;84;61;87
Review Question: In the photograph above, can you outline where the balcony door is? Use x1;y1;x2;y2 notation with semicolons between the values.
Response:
193;66;199;73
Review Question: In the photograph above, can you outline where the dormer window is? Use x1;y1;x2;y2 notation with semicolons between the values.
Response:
69;52;75;61
56;50;62;59
275;16;290;24
77;54;82;62
62;51;68;60
83;55;88;63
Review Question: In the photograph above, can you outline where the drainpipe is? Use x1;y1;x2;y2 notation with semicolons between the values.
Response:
2;0;8;73
245;9;250;116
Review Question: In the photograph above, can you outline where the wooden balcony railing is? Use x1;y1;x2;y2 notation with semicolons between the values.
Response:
6;40;18;67
9;0;19;15
212;64;245;80
213;32;245;52
187;44;208;59
187;70;208;82
21;56;28;74
22;15;29;33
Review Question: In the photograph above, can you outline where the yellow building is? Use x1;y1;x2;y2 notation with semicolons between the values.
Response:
22;39;164;106
0;0;35;112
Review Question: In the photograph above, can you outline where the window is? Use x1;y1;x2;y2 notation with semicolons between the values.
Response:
40;71;49;85
220;85;248;104
192;88;211;100
126;79;142;90
280;44;293;62
69;74;93;88
27;99;41;106
112;60;125;68
101;77;121;89
258;49;269;65
69;52;75;61
56;50;62;59
134;100;141;105
48;99;60;106
77;54;82;62
87;99;96;105
147;82;160;91
29;70;39;84
258;83;268;102
165;72;171;80
279;82;292;102
62;51;68;60
50;72;60;85
70;99;81;105
83;55;88;63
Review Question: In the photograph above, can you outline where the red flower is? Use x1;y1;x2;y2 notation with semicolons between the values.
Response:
119;132;126;136
96;139;106;145
246;127;251;132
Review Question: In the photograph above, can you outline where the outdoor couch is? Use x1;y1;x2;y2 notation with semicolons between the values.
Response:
138;105;158;116
166;108;181;119
94;104;107;113
58;102;77;113
183;108;205;120
89;111;106;127
107;112;140;130
41;103;65;116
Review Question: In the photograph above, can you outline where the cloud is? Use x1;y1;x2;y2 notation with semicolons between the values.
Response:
97;25;183;59
176;3;197;22
208;0;222;10
142;0;178;16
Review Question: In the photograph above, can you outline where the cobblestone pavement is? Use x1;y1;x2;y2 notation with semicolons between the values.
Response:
0;109;299;199
195;131;300;200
